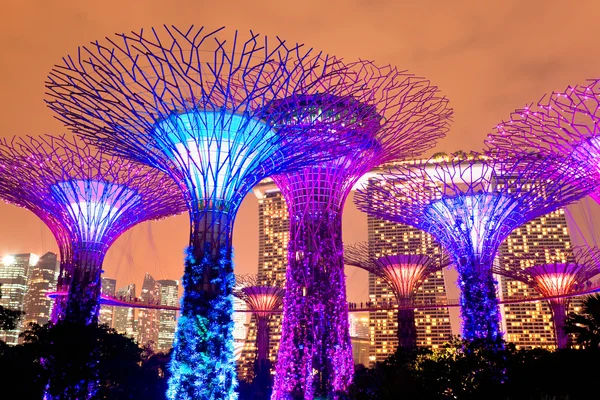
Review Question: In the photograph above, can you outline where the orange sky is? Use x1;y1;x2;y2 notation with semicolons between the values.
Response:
1;0;600;301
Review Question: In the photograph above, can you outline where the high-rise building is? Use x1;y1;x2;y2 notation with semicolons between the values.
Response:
23;252;59;328
137;273;161;349
114;283;136;338
232;296;249;361
0;253;39;344
157;279;178;352
497;208;581;349
99;277;117;328
349;312;371;366
367;214;453;363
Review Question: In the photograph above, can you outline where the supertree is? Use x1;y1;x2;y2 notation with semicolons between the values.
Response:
45;25;373;399
344;241;449;348
0;135;183;326
493;247;600;348
266;64;452;399
354;152;596;342
233;275;285;399
486;79;600;202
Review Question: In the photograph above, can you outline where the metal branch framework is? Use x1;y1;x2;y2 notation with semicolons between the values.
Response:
486;79;600;202
344;241;449;348
45;25;374;399
493;246;600;348
354;152;595;341
233;275;284;392
0;135;183;326
267;63;451;399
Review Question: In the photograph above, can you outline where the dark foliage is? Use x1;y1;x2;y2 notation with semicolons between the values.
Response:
0;283;23;331
565;293;600;348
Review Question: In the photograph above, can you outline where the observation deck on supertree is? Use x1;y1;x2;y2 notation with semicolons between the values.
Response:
0;135;183;325
45;25;373;399
233;275;284;397
344;241;449;348
493;247;600;349
265;64;452;400
354;152;595;342
487;79;600;203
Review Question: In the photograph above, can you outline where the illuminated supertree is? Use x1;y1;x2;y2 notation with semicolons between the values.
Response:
493;247;600;348
45;25;370;399
487;79;600;202
0;135;183;325
344;241;449;348
233;275;284;398
267;65;452;399
354;153;595;341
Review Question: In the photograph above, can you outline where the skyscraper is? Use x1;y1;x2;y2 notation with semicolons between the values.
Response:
137;273;161;350
99;277;117;328
232;296;249;361
113;283;136;338
497;208;580;349
367;214;453;362
157;279;178;352
23;252;59;328
0;253;39;344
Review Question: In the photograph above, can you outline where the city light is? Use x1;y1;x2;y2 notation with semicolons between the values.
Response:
2;255;15;265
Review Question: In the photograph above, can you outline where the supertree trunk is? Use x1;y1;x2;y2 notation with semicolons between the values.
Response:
273;214;352;400
549;300;569;349
167;208;237;400
256;316;270;367
396;300;417;348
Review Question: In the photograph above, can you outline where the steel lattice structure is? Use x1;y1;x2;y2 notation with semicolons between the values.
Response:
233;275;284;395
344;241;449;348
45;25;372;399
354;152;595;342
267;63;451;399
486;79;600;202
0;135;183;325
493;247;600;348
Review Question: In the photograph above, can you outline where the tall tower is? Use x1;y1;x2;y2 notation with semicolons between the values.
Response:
137;273;161;349
156;279;178;352
23;252;59;328
113;283;136;338
0;253;39;344
367;214;453;362
99;277;117;328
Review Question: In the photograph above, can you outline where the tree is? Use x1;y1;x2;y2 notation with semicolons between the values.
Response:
0;283;23;331
565;293;600;348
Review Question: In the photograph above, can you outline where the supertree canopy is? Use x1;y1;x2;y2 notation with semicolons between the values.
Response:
45;25;372;399
0;135;183;325
487;79;600;202
266;64;452;399
354;152;596;342
344;241;449;348
233;275;284;397
493;247;600;348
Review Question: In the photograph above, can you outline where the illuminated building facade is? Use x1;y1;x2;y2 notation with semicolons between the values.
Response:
23;252;59;328
367;215;452;362
157;279;178;352
137;273;161;349
99;277;117;328
113;283;136;338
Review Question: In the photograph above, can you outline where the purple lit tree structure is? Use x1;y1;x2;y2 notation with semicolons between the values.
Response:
0;135;183;325
45;25;369;399
267;65;452;399
487;79;600;202
233;275;284;398
344;241;449;348
354;153;595;341
493;247;600;348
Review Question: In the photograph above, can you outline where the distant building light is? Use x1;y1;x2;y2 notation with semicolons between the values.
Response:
2;255;15;266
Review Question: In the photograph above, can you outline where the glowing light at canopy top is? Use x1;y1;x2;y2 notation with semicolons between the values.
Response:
267;65;452;400
344;242;449;348
44;25;374;400
493;248;600;349
486;79;600;203
354;152;595;342
0;135;183;331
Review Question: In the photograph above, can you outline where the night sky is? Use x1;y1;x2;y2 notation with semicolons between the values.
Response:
1;0;600;301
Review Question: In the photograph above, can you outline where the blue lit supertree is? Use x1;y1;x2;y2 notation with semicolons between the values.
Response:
0;135;183;327
354;153;595;341
45;25;369;399
265;64;452;399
